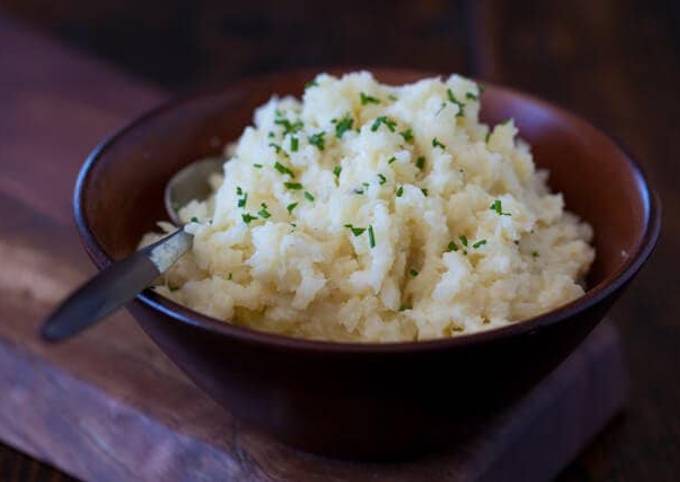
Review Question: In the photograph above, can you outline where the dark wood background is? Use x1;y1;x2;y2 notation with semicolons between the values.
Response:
1;0;678;480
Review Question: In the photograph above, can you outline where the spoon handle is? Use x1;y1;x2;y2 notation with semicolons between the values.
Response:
41;229;192;342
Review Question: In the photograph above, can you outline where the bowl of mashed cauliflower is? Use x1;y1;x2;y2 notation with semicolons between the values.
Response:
142;71;595;342
75;69;660;457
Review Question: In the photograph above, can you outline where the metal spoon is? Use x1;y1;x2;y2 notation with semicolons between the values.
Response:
41;157;223;342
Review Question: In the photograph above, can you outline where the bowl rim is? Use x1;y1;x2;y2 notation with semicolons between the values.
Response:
74;67;662;354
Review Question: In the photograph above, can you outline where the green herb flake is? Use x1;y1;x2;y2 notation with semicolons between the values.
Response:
284;182;303;190
447;241;459;252
416;156;426;170
344;224;366;237
432;137;446;149
490;199;511;216
409;269;419;277
267;131;275;139
371;116;397;133
253;163;263;169
368;224;376;248
237;190;248;208
396;185;404;197
274;161;295;177
242;213;258;224
485;131;492;143
308;131;326;151
333;165;342;179
190;216;199;223
532;251;540;258
274;118;304;136
304;191;315;202
447;88;465;117
286;202;298;214
228;273;232;280
472;239;487;249
304;79;318;89
236;186;243;196
459;235;469;247
465;92;478;101
257;203;271;219
388;156;397;164
335;115;354;139
421;188;429;197
290;136;299;152
399;303;412;311
399;128;414;144
360;92;380;105
378;173;387;185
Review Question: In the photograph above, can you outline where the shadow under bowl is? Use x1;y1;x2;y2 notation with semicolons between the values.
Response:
73;68;661;459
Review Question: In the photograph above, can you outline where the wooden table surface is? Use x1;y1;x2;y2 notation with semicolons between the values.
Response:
0;0;678;480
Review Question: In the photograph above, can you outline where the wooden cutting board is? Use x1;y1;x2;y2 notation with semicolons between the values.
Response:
0;15;627;482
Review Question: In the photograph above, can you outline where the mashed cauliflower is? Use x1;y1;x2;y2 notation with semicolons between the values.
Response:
141;71;595;342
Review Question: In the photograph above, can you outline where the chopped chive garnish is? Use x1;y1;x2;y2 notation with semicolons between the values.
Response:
267;131;275;138
416;156;426;170
371;116;397;133
388;156;397;164
396;185;404;197
236;186;243;195
190;216;199;223
335;115;354;139
290;136;299;152
465;92;478;101
253;163;263;168
447;241;459;252
490;199;511;216
344;224;366;236
432;137;446;149
353;188;365;195
485;131;492;143
308;131;325;151
532;251;540;258
362;182;370;188
333;165;342;179
274;118;304;135
421;188;429;196
237;190;248;208
368;224;376;248
268;142;289;157
285;182;303;190
257;203;271;219
472;239;487;249
459;235;469;247
228;273;232;280
360;92;380;105
274;161;295;177
409;269;419;277
304;191;315;202
378;173;387;185
399;303;412;311
399;128;414;143
286;202;298;214
242;213;257;224
304;79;318;89
447;88;465;117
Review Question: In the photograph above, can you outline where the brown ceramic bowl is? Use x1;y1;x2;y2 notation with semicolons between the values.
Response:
74;68;660;459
